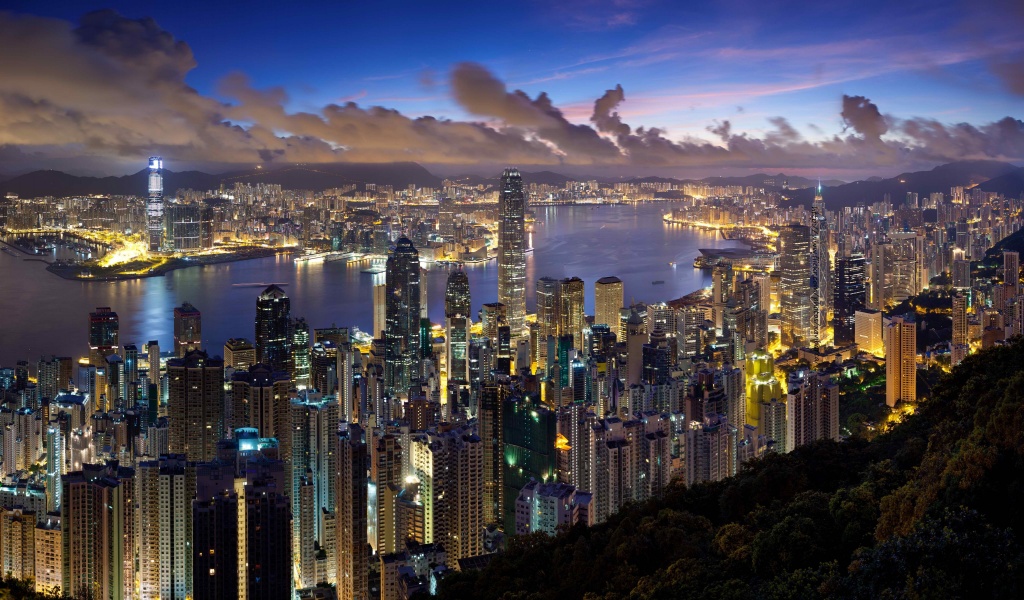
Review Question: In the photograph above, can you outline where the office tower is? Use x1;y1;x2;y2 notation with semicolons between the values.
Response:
594;276;624;337
833;252;867;346
712;265;732;333
224;338;256;371
409;427;484;562
122;344;139;406
778;225;812;346
498;168;527;338
34;513;62;595
147;156;164;252
373;284;387;339
560;276;586;351
445;269;471;387
855;309;884;356
291;317;312;389
535;277;560;369
173;302;202;357
1005;250;1020;296
167;350;224;462
809;184;829;347
626;308;645;386
337;422;368;600
137;455;196;600
385;237;422;394
0;507;35;581
255;285;291;374
88;307;119;367
785;370;840;452
62;462;136;600
37;355;73;401
952;258;971;290
745;350;782;428
230;364;291;439
952;293;969;366
885;315;917;408
438;196;456;239
502;394;557;531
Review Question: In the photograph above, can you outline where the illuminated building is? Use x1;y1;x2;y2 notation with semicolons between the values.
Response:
34;513;62;595
952;293;969;366
36;355;73;402
173;302;202;357
855;309;884;356
514;481;593;535
587;415;671;523
479;384;507;525
625;308;645;386
167;350;224;462
223;338;256;371
164;202;204;251
88;306;119;368
502;394;557;532
438;197;456;240
809;183;829;347
535;277;559;370
385;237;422;394
684;414;736;487
498;168;527;338
744;350;781;429
337;422;368;600
147;156;163;252
785;370;839;452
291;317;311;389
1005;250;1019;296
373;284;387;339
885;314;917;407
230;364;290;441
833;252;866;346
560;277;586;351
290;392;339;564
137;454;196;600
409;426;484;562
778;225;812;347
0;507;35;581
61;462;136;600
594;276;624;339
373;433;403;555
255;285;292;374
445;269;471;388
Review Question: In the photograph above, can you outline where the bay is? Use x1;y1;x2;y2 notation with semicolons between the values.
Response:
0;202;744;366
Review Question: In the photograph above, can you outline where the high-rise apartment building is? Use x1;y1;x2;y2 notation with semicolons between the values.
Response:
0;507;35;581
167;350;224;462
785;370;840;452
385;237;422;394
173;302;202;357
291;317;311;389
337;422;368;600
255;285;291;373
594;276;624;338
373;284;387;339
137;454;196;600
34;513;62;595
952;293;969;366
1005;250;1019;296
885;315;917;407
224;338;256;371
497;168;527;338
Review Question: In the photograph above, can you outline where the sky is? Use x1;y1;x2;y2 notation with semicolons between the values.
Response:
0;0;1022;178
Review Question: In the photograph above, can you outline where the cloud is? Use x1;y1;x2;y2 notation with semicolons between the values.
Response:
0;9;1021;176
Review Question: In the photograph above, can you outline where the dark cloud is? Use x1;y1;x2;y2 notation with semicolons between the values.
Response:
0;10;1021;175
841;95;888;141
991;56;1024;96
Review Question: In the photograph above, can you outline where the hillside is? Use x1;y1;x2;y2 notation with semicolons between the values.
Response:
979;166;1024;198
434;341;1024;600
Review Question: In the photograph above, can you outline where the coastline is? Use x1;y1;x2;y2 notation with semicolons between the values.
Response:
45;246;294;282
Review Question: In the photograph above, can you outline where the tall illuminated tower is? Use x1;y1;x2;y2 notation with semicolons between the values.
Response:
809;182;829;347
833;252;866;346
594;276;624;337
779;224;812;347
498;168;526;339
445;269;471;385
147;156;164;252
385;237;422;394
173;302;202;357
255;285;291;374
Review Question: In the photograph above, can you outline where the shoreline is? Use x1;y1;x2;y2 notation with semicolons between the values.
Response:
44;247;294;282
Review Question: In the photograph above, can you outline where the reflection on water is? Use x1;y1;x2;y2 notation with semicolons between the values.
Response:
0;202;744;365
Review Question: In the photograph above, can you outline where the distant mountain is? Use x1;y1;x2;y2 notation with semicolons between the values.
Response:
0;162;442;197
789;160;1021;209
978;166;1024;198
448;170;573;187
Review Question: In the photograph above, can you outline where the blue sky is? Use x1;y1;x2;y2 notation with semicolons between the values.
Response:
1;0;1021;176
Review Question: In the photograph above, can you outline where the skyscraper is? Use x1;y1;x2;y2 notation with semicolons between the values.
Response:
1005;250;1020;296
173;302;202;357
255;285;291;374
885;315;917;408
594;276;624;337
498;168;526;338
778;225;812;347
88;307;119;367
445;269;471;387
951;293;969;366
809;183;830;347
147;156;164;252
833;252;866;346
502;394;557;531
291;317;311;389
385;237;422;394
337;422;368;600
167;350;224;462
137;455;196;600
223;338;256;371
560;276;586;351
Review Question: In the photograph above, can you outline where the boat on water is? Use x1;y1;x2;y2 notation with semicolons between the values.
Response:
231;282;289;287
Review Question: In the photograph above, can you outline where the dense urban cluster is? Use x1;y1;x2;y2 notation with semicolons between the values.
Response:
0;163;1022;600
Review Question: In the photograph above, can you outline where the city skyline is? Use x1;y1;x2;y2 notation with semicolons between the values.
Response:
0;2;1021;178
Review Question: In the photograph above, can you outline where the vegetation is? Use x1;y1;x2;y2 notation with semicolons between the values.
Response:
434;340;1024;599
